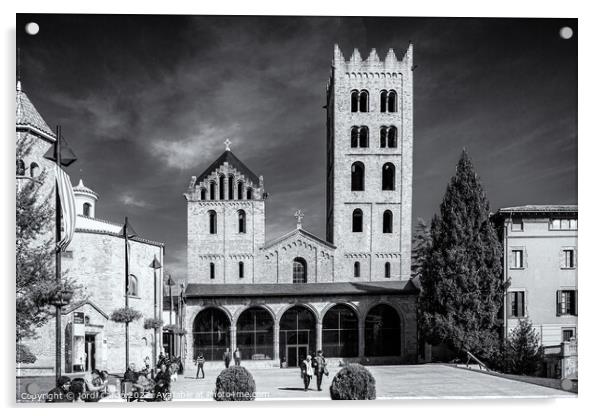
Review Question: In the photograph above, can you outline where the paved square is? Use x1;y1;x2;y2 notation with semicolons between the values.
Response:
172;364;576;400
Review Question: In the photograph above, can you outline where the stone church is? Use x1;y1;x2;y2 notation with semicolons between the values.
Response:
183;44;418;367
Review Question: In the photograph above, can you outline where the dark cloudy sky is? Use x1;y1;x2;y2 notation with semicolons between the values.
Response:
16;15;577;281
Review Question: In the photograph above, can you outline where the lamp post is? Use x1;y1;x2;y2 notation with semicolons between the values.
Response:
43;125;77;384
149;255;162;369
166;275;175;356
178;283;185;361
122;217;137;370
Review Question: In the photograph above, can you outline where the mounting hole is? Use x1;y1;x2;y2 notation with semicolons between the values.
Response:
559;26;573;40
25;22;39;35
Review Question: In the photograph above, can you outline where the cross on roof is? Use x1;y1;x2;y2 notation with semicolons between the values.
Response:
224;139;232;151
294;209;304;229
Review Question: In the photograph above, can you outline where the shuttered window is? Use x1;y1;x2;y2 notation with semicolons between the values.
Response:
557;290;577;316
507;291;525;318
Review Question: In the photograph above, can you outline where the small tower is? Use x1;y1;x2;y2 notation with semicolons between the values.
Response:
73;179;99;218
184;140;266;284
326;44;414;281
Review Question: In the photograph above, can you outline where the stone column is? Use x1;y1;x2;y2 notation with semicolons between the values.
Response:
358;322;365;358
230;325;237;355
273;322;280;363
316;321;323;353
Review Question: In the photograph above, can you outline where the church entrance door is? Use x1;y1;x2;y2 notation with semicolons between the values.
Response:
286;344;308;367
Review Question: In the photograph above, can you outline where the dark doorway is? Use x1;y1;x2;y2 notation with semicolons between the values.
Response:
85;334;96;371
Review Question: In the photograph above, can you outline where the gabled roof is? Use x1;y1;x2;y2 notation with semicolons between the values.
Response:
262;227;336;250
495;205;577;217
16;81;55;140
195;150;260;187
62;299;109;320
186;280;419;298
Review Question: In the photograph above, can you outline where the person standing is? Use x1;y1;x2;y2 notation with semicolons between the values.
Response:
312;350;328;391
45;376;72;402
300;355;313;392
195;353;206;379
234;347;241;366
223;348;232;368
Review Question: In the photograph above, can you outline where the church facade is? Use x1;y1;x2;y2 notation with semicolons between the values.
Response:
183;44;418;367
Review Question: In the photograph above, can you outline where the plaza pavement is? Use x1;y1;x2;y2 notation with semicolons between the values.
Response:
171;364;576;400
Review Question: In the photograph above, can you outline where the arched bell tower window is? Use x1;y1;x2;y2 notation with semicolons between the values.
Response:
351;90;359;112
208;210;217;234
380;90;388;113
239;261;245;278
384;262;391;278
30;162;39;177
382;163;395;191
352;208;363;232
351;126;369;148
354;261;361;278
210;262;215;280
127;274;139;297
83;203;91;217
359;90;369;112
383;210;393;233
387;90;397;112
351;162;364;191
387;126;397;148
293;257;307;283
238;210;246;233
237;182;244;200
210;182;216;200
228;175;235;200
246;187;253;200
219;175;225;200
200;188;207;200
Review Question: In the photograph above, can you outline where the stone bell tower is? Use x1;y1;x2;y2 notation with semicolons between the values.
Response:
326;44;414;282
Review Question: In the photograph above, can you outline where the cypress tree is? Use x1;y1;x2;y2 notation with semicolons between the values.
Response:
419;150;504;360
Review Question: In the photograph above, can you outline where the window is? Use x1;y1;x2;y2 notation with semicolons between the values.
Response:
209;262;215;280
351;90;359;112
236;307;274;360
383;210;393;233
353;261;361;278
387;126;397;148
322;304;358;357
511;249;524;269
351;162;365;191
238;210;246;233
293;257;307;283
507;291;525;318
237;182;244;200
30;162;39;177
228;175;235;200
239;261;245;278
359;90;369;112
359;126;368;147
557;290;577;316
384;262;391;278
562;328;576;342
380;127;387;148
550;218;577;230
365;304;401;356
351;127;359;148
352;209;363;232
511;218;523;231
382;163;395;190
192;308;231;361
210;182;216;200
562;249;575;269
219;175;225;200
246;187;253;200
83;203;91;217
351;126;369;148
208;210;217;234
127;274;138;297
387;90;397;112
200;188;207;200
16;159;25;176
380;90;387;112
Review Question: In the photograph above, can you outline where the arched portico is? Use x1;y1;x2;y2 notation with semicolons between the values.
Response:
192;307;231;361
279;305;317;367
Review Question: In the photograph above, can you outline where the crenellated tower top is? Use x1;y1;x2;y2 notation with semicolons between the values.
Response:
332;43;413;72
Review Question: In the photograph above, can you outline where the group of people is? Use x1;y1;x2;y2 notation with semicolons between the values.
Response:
45;369;110;402
194;347;242;379
300;350;328;392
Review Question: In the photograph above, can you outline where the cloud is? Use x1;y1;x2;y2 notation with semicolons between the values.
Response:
119;194;150;208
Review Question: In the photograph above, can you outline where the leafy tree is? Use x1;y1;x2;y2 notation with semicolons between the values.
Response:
16;138;75;361
503;319;543;375
411;217;431;281
419;150;505;360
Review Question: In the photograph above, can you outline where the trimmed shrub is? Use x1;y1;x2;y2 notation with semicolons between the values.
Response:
330;364;376;400
213;366;256;401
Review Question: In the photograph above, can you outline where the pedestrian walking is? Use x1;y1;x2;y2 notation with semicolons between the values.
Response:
312;350;328;391
223;348;232;368
195;353;206;379
300;355;313;391
234;347;241;366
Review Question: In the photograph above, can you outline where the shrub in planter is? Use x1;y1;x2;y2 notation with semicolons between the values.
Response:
330;364;376;400
213;366;256;401
143;317;164;330
110;307;142;323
